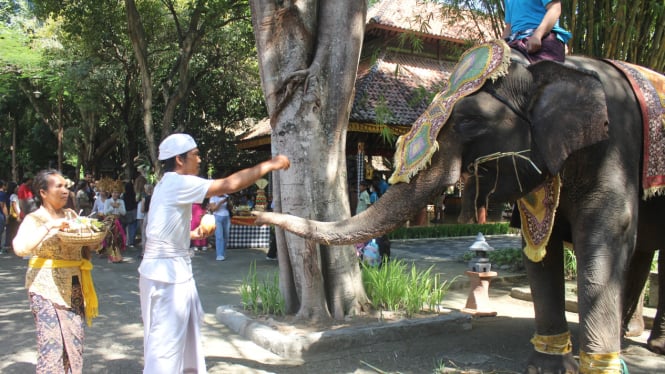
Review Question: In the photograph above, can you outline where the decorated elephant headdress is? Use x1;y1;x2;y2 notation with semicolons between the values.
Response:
389;39;511;184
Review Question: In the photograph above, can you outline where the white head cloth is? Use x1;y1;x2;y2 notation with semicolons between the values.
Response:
158;133;197;160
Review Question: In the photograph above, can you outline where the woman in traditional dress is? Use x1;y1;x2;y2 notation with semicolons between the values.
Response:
13;169;99;373
104;189;127;262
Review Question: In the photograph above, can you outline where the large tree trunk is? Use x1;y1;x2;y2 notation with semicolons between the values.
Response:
250;0;369;320
125;0;159;175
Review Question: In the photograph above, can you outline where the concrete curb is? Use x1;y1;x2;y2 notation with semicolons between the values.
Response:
217;305;473;359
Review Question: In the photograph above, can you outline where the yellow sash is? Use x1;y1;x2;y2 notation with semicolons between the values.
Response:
29;257;99;326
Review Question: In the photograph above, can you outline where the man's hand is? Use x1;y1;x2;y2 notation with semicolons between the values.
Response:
191;227;208;240
526;36;542;53
270;155;290;171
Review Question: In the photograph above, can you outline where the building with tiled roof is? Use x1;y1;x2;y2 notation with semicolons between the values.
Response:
237;0;496;158
365;0;495;45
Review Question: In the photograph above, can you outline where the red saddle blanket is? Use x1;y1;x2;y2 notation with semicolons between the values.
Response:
605;60;665;199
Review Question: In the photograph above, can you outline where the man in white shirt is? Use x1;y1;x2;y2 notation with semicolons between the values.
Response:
138;133;289;373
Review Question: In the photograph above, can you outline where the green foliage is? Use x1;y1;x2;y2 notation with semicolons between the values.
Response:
362;259;456;317
387;223;511;240
1;0;265;178
644;252;660;306
397;32;424;54
239;261;285;316
0;25;43;71
373;95;397;145
563;246;577;280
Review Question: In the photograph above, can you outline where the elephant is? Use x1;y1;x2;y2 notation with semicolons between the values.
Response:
622;197;665;352
254;44;665;373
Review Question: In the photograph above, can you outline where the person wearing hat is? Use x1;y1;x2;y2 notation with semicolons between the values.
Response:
138;133;290;373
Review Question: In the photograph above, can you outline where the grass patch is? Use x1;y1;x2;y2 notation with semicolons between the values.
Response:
239;260;285;315
362;259;457;317
563;245;577;280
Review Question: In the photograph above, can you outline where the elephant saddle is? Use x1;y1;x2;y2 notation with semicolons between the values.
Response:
605;60;665;199
520;61;665;262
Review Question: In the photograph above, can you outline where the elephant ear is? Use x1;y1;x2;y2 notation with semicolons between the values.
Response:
527;61;609;175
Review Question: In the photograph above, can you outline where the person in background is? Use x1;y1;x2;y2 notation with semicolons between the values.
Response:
266;198;277;260
0;180;7;253
266;228;277;261
83;173;96;206
374;174;389;196
136;190;144;244
139;133;289;373
18;173;37;219
137;184;153;260
122;181;138;248
13;169;100;373
75;180;92;216
64;178;77;212
355;180;371;215
431;192;446;224
105;189;126;218
502;0;571;63
91;191;107;218
190;199;208;252
369;182;378;205
134;171;147;202
208;193;231;261
104;189;127;262
5;181;20;252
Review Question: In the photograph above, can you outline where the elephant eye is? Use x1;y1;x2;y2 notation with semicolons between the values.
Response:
453;115;491;142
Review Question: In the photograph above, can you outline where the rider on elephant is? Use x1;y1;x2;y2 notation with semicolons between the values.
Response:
502;0;572;63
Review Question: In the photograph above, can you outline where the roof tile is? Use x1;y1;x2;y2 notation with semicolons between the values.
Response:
367;0;496;42
351;53;455;125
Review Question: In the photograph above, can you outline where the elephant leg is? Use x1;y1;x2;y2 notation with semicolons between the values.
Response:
572;211;636;370
634;196;665;354
622;249;652;337
648;251;665;353
523;227;578;373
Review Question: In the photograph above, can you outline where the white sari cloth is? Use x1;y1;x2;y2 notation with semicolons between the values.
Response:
140;275;206;374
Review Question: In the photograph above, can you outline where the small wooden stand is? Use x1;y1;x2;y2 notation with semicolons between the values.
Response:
461;271;498;317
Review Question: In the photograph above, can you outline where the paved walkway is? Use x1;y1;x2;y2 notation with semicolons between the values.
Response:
1;236;663;373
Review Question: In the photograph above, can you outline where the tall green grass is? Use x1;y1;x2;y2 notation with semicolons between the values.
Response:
362;259;456;316
239;261;285;315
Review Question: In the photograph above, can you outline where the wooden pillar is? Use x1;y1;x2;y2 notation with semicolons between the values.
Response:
462;271;498;317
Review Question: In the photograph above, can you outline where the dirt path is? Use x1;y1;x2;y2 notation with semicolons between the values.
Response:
1;238;663;373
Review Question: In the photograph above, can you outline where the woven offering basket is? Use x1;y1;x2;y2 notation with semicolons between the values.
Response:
57;229;109;247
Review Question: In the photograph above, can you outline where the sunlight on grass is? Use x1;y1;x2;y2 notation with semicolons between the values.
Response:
362;259;457;317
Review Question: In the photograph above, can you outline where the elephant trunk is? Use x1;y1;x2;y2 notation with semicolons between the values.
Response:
254;143;462;244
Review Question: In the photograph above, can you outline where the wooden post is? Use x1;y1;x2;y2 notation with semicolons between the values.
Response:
462;271;498;317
